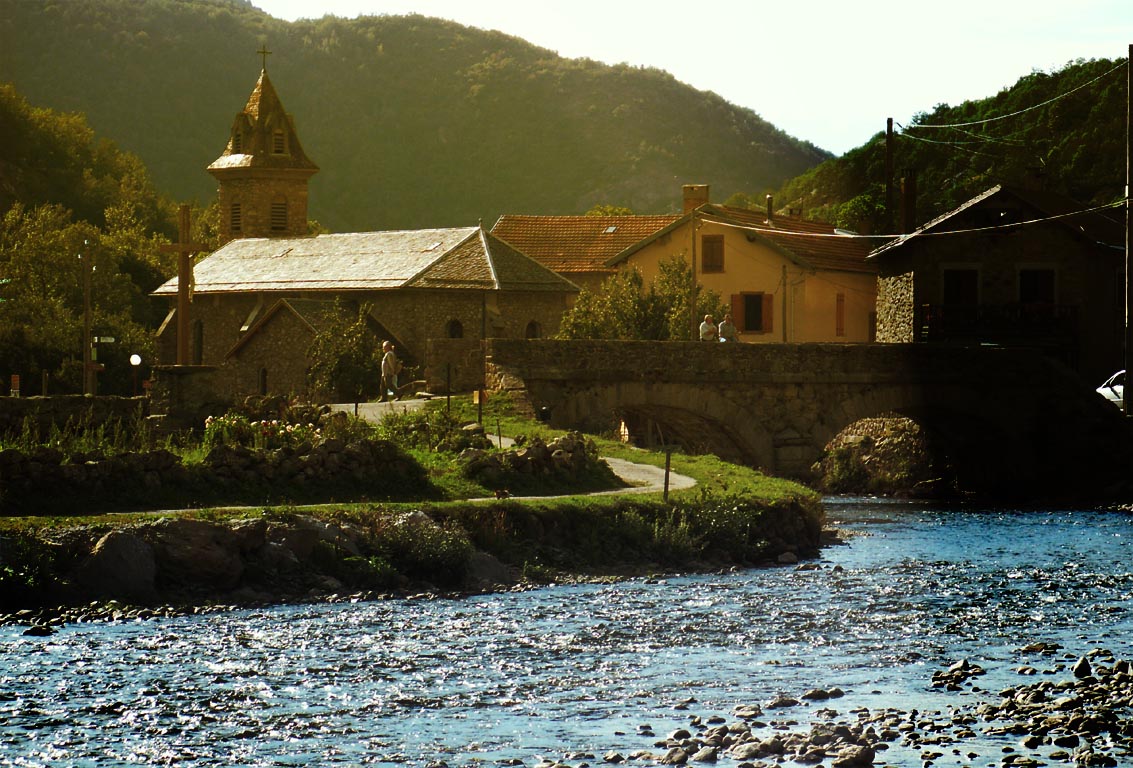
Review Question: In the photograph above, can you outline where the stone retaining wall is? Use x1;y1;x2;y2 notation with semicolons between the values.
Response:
0;395;148;437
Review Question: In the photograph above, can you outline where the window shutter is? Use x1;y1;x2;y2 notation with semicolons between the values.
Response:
762;293;774;334
731;294;744;331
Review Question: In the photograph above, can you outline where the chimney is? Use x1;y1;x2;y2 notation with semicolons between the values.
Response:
765;194;773;223
900;169;918;234
682;184;710;213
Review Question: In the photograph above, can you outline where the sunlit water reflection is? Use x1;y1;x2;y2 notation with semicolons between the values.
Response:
3;499;1132;766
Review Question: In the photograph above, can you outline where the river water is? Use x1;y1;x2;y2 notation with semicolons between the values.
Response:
3;498;1132;767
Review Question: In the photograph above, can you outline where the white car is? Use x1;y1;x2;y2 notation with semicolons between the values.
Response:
1097;370;1125;407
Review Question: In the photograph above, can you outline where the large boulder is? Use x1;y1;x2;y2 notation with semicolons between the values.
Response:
146;518;244;592
75;530;158;604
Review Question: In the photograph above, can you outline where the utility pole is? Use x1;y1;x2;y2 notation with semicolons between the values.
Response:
1125;43;1132;414
885;117;894;234
689;209;699;340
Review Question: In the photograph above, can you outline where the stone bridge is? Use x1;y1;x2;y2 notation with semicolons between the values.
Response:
483;339;1133;499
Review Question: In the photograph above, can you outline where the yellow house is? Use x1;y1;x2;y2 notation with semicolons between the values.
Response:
607;185;879;343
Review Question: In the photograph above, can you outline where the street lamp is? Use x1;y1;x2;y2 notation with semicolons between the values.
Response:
130;354;142;396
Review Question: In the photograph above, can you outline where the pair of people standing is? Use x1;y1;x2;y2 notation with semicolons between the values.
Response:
699;314;737;343
380;340;402;401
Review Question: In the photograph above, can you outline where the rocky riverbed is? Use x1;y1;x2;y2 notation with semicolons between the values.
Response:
507;646;1131;768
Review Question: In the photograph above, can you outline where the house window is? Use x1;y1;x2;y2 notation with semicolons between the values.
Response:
446;319;464;339
731;292;774;334
271;200;288;232
525;320;542;339
942;268;979;305
1019;268;1055;304
272;129;287;154
836;293;846;337
701;235;724;273
230;202;242;233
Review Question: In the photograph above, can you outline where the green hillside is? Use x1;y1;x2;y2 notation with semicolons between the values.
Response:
0;0;829;232
767;57;1128;233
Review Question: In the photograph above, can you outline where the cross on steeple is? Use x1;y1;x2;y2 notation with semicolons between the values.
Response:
257;44;272;71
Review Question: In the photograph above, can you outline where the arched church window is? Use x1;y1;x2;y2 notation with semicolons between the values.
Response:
259;368;268;396
525;320;542;339
271;200;288;232
446;319;464;339
230;202;242;233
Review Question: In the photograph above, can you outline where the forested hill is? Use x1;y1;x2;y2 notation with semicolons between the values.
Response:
0;0;829;233
769;56;1128;234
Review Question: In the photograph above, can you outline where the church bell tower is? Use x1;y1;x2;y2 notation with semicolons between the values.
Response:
208;52;318;241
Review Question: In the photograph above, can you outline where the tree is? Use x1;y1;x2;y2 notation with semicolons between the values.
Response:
306;300;382;402
556;256;727;341
585;204;634;216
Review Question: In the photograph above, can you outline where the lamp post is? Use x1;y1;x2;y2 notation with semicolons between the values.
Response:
80;239;91;395
130;354;142;396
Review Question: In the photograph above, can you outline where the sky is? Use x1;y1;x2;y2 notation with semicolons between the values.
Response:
251;0;1131;156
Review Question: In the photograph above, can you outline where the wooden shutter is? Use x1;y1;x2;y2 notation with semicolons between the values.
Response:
762;293;774;334
731;294;744;331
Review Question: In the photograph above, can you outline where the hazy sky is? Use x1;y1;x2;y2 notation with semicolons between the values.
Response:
253;0;1130;155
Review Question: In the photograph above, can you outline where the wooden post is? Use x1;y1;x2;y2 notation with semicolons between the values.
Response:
160;205;206;366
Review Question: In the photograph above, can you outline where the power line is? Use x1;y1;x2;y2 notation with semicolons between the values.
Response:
899;60;1125;131
708;198;1126;240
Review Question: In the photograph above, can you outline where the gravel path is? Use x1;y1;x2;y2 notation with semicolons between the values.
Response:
333;400;697;496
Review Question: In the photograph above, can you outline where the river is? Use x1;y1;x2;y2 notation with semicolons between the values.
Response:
3;498;1132;767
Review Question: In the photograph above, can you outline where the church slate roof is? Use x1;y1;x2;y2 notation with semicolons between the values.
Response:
153;227;579;296
207;69;318;174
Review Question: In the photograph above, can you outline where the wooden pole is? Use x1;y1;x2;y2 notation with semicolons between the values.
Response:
176;205;192;366
689;210;698;339
885;117;894;233
81;240;92;394
1125;44;1132;414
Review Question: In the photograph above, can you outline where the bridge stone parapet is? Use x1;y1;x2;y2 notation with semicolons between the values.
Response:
484;339;1133;500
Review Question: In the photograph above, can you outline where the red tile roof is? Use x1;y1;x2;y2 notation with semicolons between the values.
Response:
703;205;880;274
491;214;680;274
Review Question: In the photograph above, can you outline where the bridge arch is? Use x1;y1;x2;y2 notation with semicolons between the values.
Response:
484;339;1133;499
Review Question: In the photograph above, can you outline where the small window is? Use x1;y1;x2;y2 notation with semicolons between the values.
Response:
272;129;286;154
446;319;464;339
1019;268;1055;304
836;293;846;337
525;320;542;339
942;268;979;305
733;292;774;334
271;201;287;232
701;235;724;273
232;131;243;153
230;202;242;233
603;225;618;234
259;368;268;396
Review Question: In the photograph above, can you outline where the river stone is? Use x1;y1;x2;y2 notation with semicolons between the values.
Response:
146;518;243;591
464;551;516;590
76;529;158;604
1072;656;1093;678
690;746;717;762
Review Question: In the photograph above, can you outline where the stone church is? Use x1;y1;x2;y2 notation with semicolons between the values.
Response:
153;66;578;411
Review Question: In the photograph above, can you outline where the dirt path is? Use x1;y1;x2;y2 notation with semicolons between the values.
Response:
332;401;697;496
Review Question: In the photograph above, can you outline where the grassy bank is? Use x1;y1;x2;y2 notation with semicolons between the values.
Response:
0;394;822;617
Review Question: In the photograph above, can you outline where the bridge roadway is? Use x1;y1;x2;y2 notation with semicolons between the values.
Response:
483;339;1133;500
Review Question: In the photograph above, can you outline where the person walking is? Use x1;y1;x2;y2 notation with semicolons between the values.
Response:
380;341;401;401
